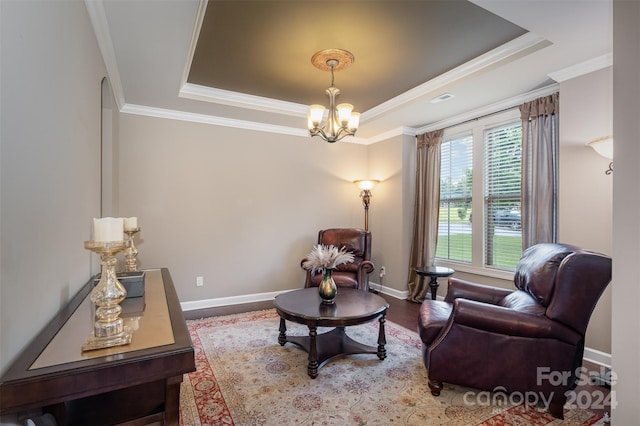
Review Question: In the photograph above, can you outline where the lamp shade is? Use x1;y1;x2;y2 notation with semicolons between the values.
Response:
336;103;353;124
587;136;613;160
348;112;360;131
355;180;379;191
308;105;325;128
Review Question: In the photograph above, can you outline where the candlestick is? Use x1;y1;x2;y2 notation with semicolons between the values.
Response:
82;240;132;351
124;227;140;272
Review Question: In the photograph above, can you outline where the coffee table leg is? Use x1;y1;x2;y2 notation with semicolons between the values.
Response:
278;318;287;346
377;314;387;360
308;325;319;379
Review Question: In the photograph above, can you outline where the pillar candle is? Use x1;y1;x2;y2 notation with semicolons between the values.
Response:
124;217;138;231
93;217;124;242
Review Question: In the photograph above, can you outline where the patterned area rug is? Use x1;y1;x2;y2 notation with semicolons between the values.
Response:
180;309;605;426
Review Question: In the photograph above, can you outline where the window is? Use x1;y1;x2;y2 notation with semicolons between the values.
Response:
435;110;523;274
484;122;522;269
436;134;473;263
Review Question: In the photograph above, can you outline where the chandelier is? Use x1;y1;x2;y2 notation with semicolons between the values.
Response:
307;49;360;143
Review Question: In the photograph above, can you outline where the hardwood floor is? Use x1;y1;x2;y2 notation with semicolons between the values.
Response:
182;290;420;330
183;291;610;420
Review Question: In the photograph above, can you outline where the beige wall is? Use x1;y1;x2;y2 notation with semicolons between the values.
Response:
366;134;416;295
117;114;368;302
0;1;106;373
559;67;613;354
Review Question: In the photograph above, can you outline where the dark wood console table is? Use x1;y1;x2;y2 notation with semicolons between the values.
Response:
0;268;195;425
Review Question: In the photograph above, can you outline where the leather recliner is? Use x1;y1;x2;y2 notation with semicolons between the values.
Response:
301;228;374;291
417;243;612;419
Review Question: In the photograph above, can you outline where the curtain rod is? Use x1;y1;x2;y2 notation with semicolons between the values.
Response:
447;105;519;129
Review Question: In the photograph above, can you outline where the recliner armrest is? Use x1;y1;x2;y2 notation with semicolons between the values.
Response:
359;260;374;274
450;298;581;345
445;277;513;304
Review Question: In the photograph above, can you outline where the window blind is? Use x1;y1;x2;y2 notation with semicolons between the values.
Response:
483;122;522;269
436;134;473;263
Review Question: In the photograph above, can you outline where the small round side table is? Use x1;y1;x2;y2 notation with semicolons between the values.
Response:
414;266;455;300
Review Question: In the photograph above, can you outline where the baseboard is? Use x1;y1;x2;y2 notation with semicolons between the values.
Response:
181;285;611;369
368;281;409;299
180;289;291;311
583;347;612;369
181;282;409;311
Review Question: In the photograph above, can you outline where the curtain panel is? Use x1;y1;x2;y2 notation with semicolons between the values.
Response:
520;92;559;249
407;130;443;302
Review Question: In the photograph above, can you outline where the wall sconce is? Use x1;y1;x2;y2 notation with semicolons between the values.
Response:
354;180;380;231
587;136;613;175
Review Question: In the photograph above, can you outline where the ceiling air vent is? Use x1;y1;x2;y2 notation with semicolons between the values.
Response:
430;93;455;104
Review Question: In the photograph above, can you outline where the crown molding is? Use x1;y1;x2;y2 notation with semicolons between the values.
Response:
84;0;125;110
179;83;309;117
121;83;558;145
121;103;309;137
180;0;209;90
365;127;417;145
121;103;375;144
547;53;612;83
362;32;551;122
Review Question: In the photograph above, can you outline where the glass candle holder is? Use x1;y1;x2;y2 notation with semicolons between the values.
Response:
123;227;140;272
82;240;132;351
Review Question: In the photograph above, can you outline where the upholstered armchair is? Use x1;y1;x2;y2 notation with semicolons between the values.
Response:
301;228;374;291
417;243;611;419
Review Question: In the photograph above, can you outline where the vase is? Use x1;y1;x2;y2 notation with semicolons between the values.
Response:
318;268;337;304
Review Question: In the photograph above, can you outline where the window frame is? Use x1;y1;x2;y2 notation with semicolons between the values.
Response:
435;108;521;281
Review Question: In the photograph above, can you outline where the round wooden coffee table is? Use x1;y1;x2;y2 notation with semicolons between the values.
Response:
273;288;389;378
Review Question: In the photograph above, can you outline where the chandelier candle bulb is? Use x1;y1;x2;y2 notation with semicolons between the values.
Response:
93;217;124;242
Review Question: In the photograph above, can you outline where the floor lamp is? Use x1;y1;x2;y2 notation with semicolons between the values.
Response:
354;180;379;231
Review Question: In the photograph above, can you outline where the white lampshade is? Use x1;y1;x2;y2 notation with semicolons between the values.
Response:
348;112;360;131
355;179;380;191
587;136;613;160
308;105;325;127
336;103;353;124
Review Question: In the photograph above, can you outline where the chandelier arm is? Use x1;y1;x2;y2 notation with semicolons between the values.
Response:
327;82;337;142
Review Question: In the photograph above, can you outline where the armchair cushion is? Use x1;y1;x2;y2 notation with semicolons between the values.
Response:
514;243;576;307
498;290;546;315
302;228;373;291
451;299;580;345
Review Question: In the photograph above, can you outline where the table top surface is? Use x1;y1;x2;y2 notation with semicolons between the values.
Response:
30;269;174;369
274;288;389;324
414;266;455;276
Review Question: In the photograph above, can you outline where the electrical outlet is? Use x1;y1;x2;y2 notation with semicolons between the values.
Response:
379;266;386;278
196;276;204;287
